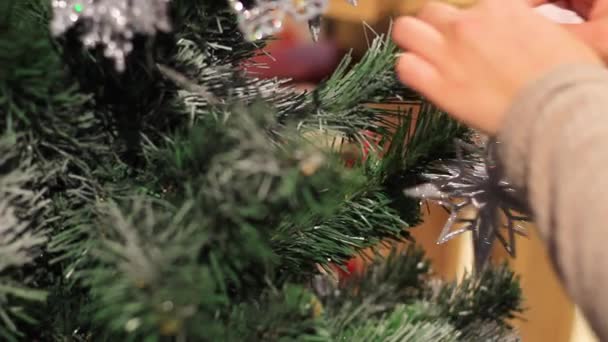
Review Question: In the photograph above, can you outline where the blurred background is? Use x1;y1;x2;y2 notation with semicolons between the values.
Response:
247;1;598;340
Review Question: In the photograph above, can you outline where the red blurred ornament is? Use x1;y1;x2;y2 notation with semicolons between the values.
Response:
343;130;384;167
240;23;341;84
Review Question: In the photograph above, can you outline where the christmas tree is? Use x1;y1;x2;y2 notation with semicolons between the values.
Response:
0;0;523;340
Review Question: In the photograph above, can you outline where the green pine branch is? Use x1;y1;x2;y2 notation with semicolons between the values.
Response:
273;189;410;276
334;304;460;342
0;134;50;339
319;247;522;340
428;264;524;331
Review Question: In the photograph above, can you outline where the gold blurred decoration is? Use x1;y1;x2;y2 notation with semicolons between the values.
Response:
309;295;325;318
159;318;182;336
321;1;600;340
397;0;478;14
328;0;477;17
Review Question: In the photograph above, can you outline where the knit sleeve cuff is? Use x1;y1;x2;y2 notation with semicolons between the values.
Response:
497;64;608;193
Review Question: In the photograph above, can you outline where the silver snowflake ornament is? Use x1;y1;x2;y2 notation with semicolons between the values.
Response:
228;0;287;42
229;0;356;41
404;139;531;271
50;0;172;72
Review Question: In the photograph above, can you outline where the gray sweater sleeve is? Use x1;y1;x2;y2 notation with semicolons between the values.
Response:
498;64;608;341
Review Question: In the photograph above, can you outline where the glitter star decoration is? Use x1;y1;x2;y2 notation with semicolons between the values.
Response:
50;0;172;72
404;139;531;271
229;0;357;42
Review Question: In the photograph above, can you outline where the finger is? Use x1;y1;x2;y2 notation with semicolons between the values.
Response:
395;53;444;103
392;17;446;64
564;21;608;55
417;1;463;32
589;1;608;19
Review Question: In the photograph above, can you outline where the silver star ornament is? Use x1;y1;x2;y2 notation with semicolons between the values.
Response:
404;139;531;271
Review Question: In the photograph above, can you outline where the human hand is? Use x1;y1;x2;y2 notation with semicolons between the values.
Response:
530;0;608;60
392;0;601;134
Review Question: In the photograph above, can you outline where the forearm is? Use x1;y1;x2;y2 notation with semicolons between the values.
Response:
498;64;608;340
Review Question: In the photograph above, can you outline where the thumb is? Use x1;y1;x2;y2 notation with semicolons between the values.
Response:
563;20;608;59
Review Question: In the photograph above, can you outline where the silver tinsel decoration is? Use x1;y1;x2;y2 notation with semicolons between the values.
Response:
50;0;172;72
404;139;530;271
229;0;357;42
